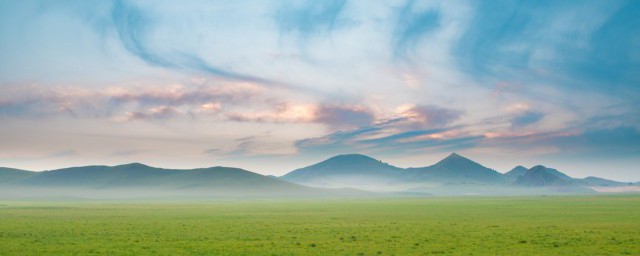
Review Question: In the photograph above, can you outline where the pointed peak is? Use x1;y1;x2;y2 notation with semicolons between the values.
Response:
432;152;484;169
448;152;462;158
440;152;472;162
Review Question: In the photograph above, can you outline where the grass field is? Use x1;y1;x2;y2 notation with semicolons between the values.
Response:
0;195;638;255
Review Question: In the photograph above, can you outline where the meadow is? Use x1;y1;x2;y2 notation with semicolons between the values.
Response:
0;195;638;255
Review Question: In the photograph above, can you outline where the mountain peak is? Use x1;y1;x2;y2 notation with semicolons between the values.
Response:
409;152;505;184
436;152;475;166
329;154;376;161
280;153;401;185
446;152;463;159
117;162;151;168
522;165;573;182
505;165;529;179
530;165;547;170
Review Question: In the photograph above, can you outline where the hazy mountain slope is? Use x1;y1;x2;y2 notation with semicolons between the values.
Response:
0;167;36;184
516;166;568;187
505;166;528;181
514;166;597;193
536;166;573;181
406;153;506;184
166;167;305;192
3;163;348;198
20;163;175;188
506;165;631;188
281;154;405;190
579;176;630;187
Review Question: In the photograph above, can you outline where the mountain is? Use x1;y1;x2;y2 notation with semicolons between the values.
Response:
281;154;404;190
514;165;598;193
2;153;634;197
515;165;573;187
0;167;36;184
406;153;506;184
510;166;631;189
1;163;353;198
578;176;630;187
505;166;528;181
20;163;173;188
505;165;575;185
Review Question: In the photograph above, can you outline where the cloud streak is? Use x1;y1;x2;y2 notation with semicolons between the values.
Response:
111;0;279;85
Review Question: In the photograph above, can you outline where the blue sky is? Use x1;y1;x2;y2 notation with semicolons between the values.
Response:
0;0;639;180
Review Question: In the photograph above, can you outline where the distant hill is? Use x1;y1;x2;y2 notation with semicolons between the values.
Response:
578;176;630;187
505;166;528;181
509;165;632;189
513;166;598;193
0;167;36;184
281;154;404;190
406;153;506;184
515;165;572;187
0;163;361;198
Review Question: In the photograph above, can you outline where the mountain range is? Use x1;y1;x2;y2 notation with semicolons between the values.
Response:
1;153;638;198
282;153;634;194
0;163;360;199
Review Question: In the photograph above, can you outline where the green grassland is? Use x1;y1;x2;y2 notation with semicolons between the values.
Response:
1;195;639;255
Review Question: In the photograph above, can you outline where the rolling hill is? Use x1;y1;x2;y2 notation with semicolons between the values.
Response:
0;163;361;198
0;167;36;184
578;176;631;187
505;166;528;181
281;154;405;190
515;165;572;187
406;153;506;184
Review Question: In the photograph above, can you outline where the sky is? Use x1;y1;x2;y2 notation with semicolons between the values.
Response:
0;0;639;181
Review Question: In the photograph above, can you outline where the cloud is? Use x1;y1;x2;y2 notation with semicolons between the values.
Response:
511;111;544;128
111;0;278;85
226;103;317;123
203;148;222;155
110;150;144;157
109;83;261;108
294;103;470;155
0;82;263;120
226;103;374;129
479;125;640;159
205;135;297;157
48;150;77;158
313;104;375;129
542;126;640;155
295;123;481;156
124;106;178;121
395;104;463;129
275;0;349;39
392;0;441;58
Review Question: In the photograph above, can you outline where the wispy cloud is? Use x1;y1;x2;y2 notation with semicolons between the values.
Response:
111;0;277;85
392;0;441;58
275;0;349;39
511;111;544;128
395;104;463;129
